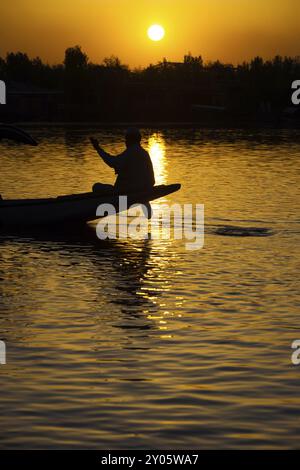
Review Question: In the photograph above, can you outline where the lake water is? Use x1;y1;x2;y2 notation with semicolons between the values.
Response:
0;127;300;449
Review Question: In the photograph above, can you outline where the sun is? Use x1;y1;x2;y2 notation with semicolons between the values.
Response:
147;24;165;42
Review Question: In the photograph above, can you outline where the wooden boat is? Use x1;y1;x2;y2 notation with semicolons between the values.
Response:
0;184;181;228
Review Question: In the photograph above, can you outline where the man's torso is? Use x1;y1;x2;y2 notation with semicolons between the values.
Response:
115;145;155;191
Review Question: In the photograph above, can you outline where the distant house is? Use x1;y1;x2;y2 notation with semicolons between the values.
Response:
0;81;64;122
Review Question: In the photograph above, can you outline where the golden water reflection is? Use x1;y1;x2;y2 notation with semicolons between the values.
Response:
147;133;167;185
1;128;300;449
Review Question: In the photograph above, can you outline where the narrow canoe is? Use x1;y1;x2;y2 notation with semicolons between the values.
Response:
0;184;181;228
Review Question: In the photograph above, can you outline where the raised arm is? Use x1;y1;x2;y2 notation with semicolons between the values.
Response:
90;137;119;169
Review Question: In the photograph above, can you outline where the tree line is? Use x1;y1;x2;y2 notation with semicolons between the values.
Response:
1;46;299;122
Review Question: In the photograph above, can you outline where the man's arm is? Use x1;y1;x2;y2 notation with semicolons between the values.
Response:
90;137;121;170
90;137;123;172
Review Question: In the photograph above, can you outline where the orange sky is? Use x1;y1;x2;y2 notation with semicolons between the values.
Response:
1;0;299;67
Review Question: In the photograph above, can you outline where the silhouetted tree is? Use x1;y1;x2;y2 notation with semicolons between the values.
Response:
64;46;88;70
103;55;128;71
1;47;300;122
63;46;90;120
184;53;203;68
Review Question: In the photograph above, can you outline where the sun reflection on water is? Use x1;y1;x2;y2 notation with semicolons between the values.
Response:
148;133;167;185
2;128;300;450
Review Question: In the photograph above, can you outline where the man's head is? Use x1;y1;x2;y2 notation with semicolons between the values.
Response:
125;127;141;148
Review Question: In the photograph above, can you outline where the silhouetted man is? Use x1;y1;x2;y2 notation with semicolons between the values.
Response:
90;128;155;192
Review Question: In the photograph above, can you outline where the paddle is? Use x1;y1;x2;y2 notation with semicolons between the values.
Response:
142;202;153;219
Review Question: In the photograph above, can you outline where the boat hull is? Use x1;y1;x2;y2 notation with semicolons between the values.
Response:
0;184;181;228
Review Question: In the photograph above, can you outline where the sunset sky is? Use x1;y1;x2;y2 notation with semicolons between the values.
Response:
1;0;299;67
